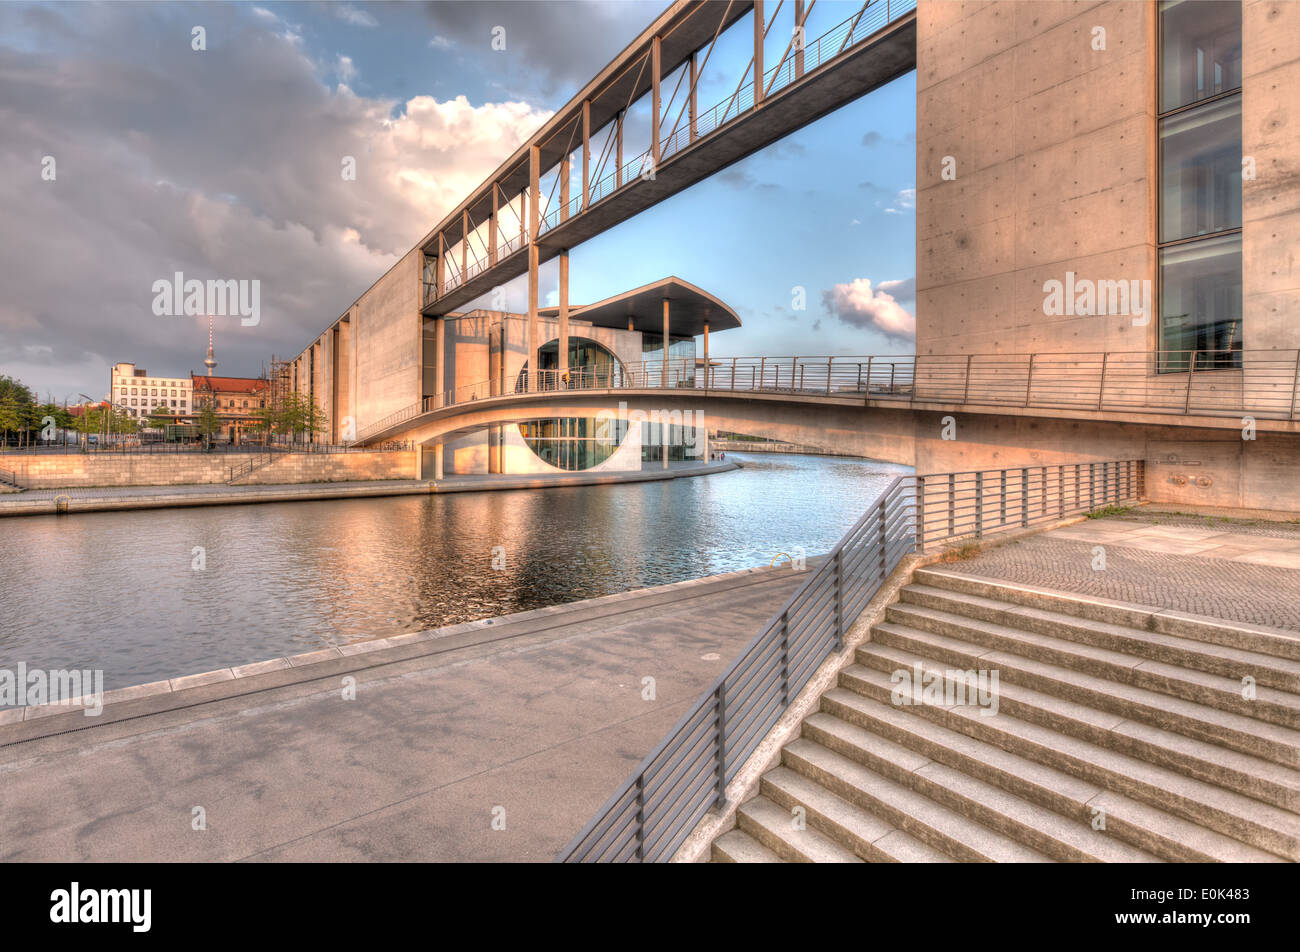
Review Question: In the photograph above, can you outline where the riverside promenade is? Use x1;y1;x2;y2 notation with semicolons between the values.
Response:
0;559;803;862
0;460;739;518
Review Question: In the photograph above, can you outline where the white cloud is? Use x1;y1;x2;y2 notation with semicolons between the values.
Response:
336;54;357;83
429;35;454;51
336;5;378;28
822;278;916;342
883;186;915;215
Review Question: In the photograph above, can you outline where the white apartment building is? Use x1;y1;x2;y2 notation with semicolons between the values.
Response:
109;362;193;422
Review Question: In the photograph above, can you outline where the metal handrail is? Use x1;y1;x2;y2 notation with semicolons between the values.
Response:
556;457;1144;862
351;348;1300;445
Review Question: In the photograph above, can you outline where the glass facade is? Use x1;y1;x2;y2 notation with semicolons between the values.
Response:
517;336;623;390
518;417;627;470
1157;0;1243;367
641;335;697;386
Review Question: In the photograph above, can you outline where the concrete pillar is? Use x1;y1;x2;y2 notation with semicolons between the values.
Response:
651;35;661;165
703;319;710;389
662;298;670;389
795;0;805;78
435;442;443;480
689;52;698;142
434;317;445;403
560;154;570;223
582;100;591;211
753;0;764;108
559;249;570;387
528;144;540;392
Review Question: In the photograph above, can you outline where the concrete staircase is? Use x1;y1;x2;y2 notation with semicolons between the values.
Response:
712;566;1300;863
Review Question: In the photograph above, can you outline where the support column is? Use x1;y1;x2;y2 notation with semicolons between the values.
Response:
559;249;570;387
582;100;591;210
795;0;806;78
651;35;661;166
689;51;698;142
435;442;444;480
527;144;540;393
461;209;469;282
490;185;498;266
753;0;764;108
434;316;445;402
703;319;710;389
662;298;670;389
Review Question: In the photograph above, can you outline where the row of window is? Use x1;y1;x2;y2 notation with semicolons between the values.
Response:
120;388;185;397
1158;0;1243;364
114;378;185;388
125;399;186;408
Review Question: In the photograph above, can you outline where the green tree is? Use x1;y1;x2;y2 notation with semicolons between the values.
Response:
146;405;173;431
194;403;222;448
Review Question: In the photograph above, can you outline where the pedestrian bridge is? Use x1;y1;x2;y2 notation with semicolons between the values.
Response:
351;348;1300;470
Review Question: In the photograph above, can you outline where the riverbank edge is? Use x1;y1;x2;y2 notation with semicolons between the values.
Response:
0;555;815;747
0;460;741;518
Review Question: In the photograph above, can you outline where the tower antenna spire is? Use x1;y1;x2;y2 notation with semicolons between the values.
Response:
204;315;218;373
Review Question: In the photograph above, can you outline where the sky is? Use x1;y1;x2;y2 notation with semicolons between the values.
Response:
0;0;916;403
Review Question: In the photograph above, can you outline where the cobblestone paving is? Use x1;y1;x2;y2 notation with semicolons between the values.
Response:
1112;509;1300;541
954;534;1300;632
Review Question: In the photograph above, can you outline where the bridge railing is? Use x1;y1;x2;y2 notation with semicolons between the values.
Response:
555;456;1144;863
350;348;1300;444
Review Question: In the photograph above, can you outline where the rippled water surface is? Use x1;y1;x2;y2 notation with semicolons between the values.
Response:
0;453;910;688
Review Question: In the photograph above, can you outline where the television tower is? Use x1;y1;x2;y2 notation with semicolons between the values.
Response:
204;315;218;374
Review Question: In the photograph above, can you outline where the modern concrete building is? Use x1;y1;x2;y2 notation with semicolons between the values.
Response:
292;274;734;477
291;0;1300;512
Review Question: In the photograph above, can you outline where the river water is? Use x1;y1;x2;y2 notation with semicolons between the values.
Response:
0;453;910;688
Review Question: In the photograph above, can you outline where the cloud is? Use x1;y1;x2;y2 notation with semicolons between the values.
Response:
883;186;915;215
0;2;552;397
822;278;916;342
429;35;454;50
336;54;357;82
336;5;378;28
862;131;883;147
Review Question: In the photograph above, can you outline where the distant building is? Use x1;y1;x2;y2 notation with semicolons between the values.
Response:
109;362;192;423
190;374;269;444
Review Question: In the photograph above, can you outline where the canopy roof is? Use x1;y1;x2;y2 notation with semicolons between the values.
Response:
539;276;741;336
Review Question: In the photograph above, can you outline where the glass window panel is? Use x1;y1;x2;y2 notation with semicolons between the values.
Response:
1159;93;1241;242
1160;0;1242;112
1159;232;1242;370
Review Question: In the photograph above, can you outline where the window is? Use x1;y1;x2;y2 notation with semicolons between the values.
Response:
1158;0;1243;366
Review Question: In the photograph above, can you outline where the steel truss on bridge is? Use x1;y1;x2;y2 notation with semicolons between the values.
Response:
416;0;917;316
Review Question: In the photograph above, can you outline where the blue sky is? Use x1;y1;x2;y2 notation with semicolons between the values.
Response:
0;0;915;400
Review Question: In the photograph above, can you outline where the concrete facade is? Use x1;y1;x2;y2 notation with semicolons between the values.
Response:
913;0;1300;514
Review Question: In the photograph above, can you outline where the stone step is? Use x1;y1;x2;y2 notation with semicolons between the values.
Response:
881;604;1300;730
841;657;1300;860
735;795;863;863
780;736;1053;862
899;583;1300;693
843;647;1300;812
866;621;1300;767
913;567;1300;662
759;765;955;862
801;708;1160;862
711;827;784;863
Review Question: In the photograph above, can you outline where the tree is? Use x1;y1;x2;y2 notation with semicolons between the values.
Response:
278;392;327;443
194;403;222;448
146;405;174;432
